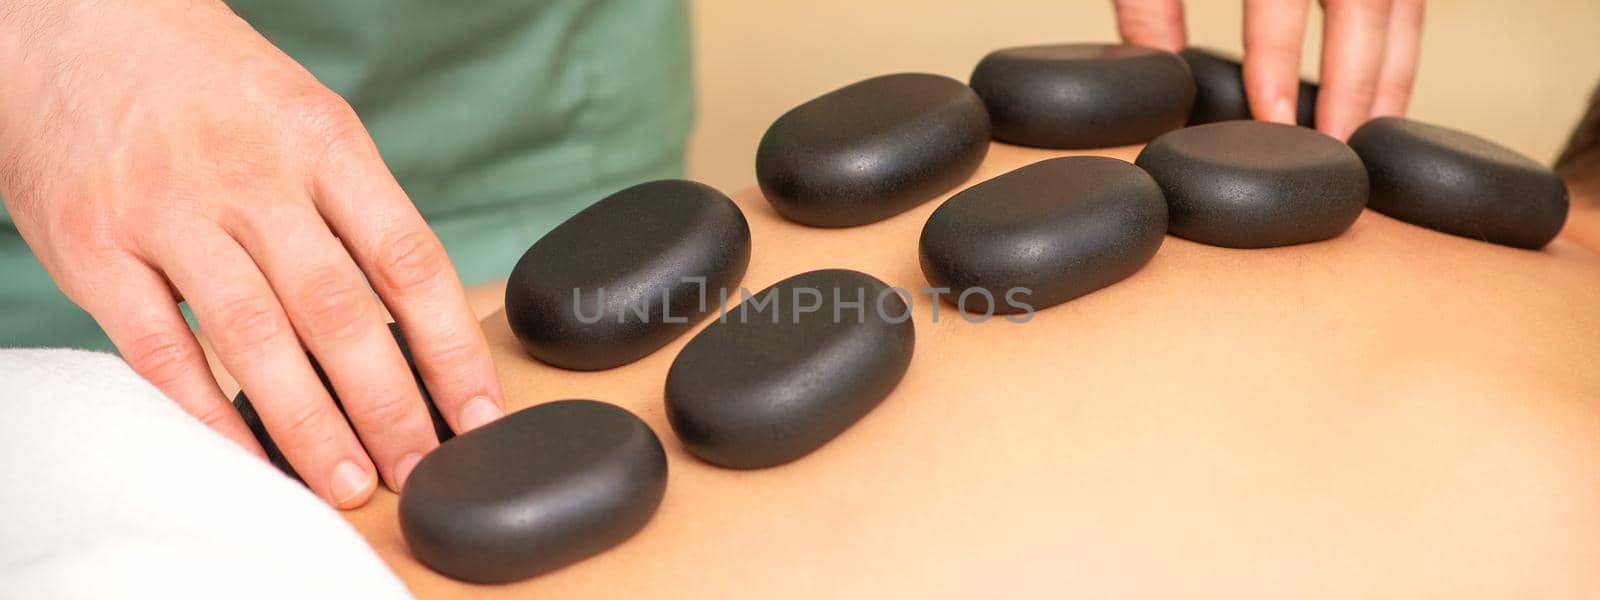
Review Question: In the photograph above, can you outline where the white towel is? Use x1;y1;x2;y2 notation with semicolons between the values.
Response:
0;349;411;599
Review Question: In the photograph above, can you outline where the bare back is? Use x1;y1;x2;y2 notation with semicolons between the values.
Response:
347;142;1600;598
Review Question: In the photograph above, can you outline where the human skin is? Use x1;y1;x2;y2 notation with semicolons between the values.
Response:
0;0;504;508
1114;0;1426;141
344;142;1600;598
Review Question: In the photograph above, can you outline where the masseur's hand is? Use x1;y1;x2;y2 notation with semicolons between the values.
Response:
1113;0;1425;140
0;0;504;507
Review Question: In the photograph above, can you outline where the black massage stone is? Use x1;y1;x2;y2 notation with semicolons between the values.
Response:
400;400;667;583
1348;117;1569;249
969;43;1194;149
1180;47;1318;127
505;179;751;370
1135;120;1368;248
920;157;1167;313
233;322;451;481
665;269;915;469
755;73;990;227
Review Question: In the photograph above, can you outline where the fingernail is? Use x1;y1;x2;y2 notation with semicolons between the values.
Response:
458;395;502;432
330;459;374;509
393;452;424;491
1273;96;1296;124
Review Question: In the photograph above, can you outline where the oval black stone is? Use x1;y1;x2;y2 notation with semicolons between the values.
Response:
755;73;990;227
665;269;915;469
233;322;451;481
1180;47;1318;127
1135;120;1368;248
920;157;1167;314
1348;117;1569;249
505;179;751;370
969;43;1195;149
399;399;667;584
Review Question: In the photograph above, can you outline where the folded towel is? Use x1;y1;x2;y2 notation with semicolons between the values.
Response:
0;349;410;599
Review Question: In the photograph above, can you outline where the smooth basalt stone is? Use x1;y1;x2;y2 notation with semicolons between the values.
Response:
755;73;990;227
1135;120;1368;248
969;43;1194;149
665;269;915;469
505;179;751;370
920;157;1167;313
400;400;667;583
234;323;451;481
1180;47;1318;127
1348;116;1569;249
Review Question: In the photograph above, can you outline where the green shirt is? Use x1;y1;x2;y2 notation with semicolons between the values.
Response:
0;0;693;349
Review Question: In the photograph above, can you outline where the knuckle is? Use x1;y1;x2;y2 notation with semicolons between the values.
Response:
276;402;340;454
283;87;366;154
51;199;120;252
418;336;481;379
210;295;286;359
293;268;374;339
1377;80;1413;102
138;176;207;223
127;161;175;205
1334;78;1380;105
50;242;119;290
203;126;285;193
225;201;316;247
349;388;417;427
122;330;196;390
374;228;448;294
47;253;137;311
191;401;239;432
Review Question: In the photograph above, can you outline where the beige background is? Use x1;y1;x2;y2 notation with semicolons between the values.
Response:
686;1;1600;192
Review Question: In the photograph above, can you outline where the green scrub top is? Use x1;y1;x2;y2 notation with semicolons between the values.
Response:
0;0;694;350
